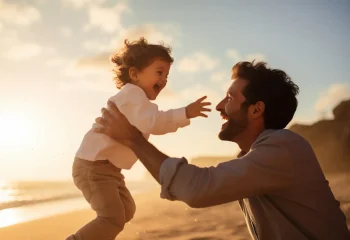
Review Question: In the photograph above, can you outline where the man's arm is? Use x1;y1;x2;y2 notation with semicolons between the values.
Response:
126;134;294;208
127;135;169;183
158;139;294;208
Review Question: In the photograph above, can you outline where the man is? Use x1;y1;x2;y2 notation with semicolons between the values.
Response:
95;61;349;240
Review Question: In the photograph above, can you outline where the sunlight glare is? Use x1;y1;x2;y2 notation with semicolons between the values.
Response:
0;109;36;149
0;208;20;228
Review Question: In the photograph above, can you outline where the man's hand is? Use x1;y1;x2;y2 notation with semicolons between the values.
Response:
185;96;211;119
94;101;143;146
95;101;170;183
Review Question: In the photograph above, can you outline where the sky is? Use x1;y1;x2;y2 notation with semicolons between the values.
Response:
0;0;349;181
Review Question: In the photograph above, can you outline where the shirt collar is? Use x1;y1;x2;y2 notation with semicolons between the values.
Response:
237;129;277;158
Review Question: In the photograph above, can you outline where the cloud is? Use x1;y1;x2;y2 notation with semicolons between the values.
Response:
0;27;20;57
210;71;227;83
83;39;111;52
35;0;50;5
5;43;43;60
0;27;18;46
77;23;181;69
0;0;41;26
45;55;109;76
177;52;219;73
60;27;73;38
178;84;222;104
154;87;176;100
59;78;114;93
75;52;112;69
154;83;223;113
115;24;181;47
0;26;55;60
49;57;114;92
62;0;105;9
46;58;68;67
84;2;129;33
226;48;267;63
314;83;350;116
287;115;319;127
226;49;242;63
63;59;111;77
220;80;232;94
245;53;266;62
63;0;129;33
0;2;53;61
44;47;57;55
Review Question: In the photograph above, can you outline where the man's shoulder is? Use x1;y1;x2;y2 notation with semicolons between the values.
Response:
251;129;315;167
270;129;303;140
255;129;310;148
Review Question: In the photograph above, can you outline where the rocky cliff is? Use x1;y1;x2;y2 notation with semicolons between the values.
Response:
289;98;350;173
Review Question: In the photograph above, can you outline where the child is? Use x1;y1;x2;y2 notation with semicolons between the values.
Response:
66;38;211;240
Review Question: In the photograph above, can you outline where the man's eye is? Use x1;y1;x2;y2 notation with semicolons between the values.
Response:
157;71;162;75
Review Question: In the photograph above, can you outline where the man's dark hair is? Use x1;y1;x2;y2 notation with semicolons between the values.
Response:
232;60;299;129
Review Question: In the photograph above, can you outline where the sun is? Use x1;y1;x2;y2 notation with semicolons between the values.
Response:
0;109;36;149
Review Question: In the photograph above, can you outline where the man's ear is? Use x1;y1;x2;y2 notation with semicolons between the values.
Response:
251;101;265;118
129;67;138;82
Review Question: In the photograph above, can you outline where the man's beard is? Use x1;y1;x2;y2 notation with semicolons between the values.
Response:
218;110;248;141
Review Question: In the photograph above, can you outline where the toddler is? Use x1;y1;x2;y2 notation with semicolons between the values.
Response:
66;38;211;240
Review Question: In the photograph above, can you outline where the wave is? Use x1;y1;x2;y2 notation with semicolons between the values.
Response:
0;192;82;210
0;180;155;211
0;180;81;210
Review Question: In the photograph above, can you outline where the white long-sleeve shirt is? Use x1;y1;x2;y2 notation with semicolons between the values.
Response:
75;83;190;169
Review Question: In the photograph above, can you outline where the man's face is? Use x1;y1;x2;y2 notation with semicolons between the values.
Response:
216;78;249;141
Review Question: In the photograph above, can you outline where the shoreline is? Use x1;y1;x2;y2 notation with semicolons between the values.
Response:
0;189;252;240
0;185;156;229
0;197;89;228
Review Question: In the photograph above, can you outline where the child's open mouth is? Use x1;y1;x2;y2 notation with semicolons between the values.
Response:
153;83;163;93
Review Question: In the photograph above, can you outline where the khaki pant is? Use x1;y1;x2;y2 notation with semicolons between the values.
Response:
66;158;136;240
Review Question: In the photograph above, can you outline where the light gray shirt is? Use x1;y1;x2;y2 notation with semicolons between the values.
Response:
159;129;349;240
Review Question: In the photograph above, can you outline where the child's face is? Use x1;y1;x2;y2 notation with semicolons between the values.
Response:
133;58;171;100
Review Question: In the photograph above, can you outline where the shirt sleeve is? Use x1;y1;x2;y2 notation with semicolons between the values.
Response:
115;86;190;135
159;138;294;208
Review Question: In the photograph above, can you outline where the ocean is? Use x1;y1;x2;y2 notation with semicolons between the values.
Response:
0;180;156;228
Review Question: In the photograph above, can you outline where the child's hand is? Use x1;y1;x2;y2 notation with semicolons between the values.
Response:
185;96;211;119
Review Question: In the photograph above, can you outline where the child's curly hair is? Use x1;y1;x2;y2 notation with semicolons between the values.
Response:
110;37;174;89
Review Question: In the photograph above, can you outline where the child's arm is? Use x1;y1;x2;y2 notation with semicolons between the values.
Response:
116;87;210;135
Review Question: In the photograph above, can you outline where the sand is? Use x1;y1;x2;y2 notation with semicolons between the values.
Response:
0;174;349;240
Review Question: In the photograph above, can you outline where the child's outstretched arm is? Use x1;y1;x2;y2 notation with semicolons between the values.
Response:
116;87;211;135
185;96;212;119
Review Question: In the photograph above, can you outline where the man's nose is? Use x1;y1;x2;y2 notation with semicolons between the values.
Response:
216;98;225;111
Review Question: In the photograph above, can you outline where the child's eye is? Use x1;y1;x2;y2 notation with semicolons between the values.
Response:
157;71;162;75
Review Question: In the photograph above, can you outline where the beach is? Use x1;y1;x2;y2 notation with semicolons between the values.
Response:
0;189;251;240
0;174;349;240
